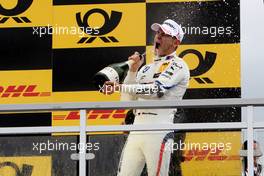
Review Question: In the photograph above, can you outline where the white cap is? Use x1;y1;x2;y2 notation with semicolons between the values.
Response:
151;19;184;42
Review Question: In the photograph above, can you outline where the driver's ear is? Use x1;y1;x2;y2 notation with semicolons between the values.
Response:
173;39;180;48
176;39;181;45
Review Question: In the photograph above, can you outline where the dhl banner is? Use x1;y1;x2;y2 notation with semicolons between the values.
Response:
0;156;51;176
181;132;241;175
52;109;127;135
0;70;120;104
53;109;127;126
0;0;52;28
53;3;146;49
0;70;52;104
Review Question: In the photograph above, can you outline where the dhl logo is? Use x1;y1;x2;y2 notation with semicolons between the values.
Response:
183;148;240;161
53;110;127;120
0;85;51;98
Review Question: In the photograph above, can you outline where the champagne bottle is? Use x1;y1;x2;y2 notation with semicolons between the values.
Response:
93;53;145;90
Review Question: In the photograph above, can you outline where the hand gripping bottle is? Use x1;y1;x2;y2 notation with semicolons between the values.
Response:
93;53;145;90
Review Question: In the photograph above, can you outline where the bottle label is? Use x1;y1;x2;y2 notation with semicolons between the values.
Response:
99;67;119;83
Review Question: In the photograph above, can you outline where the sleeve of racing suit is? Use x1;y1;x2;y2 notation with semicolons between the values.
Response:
120;60;187;99
120;71;138;101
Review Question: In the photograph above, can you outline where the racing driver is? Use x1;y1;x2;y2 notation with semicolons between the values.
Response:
102;19;190;176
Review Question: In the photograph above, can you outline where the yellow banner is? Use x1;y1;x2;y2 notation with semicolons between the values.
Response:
181;132;241;175
53;109;127;126
53;3;146;49
147;43;240;88
0;0;52;28
52;109;126;135
0;70;121;104
0;156;51;176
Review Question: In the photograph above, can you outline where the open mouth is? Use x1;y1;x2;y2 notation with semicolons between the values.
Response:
155;42;160;49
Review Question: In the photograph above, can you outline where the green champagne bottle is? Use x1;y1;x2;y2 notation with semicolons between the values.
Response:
93;53;145;90
93;59;135;90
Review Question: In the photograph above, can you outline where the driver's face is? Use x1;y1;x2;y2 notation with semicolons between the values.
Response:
154;28;178;57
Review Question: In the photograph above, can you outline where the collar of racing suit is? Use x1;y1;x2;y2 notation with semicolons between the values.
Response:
154;51;177;62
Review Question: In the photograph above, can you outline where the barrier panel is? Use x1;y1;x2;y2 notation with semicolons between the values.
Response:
0;98;263;175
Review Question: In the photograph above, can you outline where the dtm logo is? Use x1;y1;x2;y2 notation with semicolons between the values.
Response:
76;8;122;44
0;0;33;24
0;85;51;98
0;162;33;176
179;49;217;84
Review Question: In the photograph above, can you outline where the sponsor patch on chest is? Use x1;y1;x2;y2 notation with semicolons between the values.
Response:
153;62;170;78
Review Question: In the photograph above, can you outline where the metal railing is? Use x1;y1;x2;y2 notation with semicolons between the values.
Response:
0;98;264;176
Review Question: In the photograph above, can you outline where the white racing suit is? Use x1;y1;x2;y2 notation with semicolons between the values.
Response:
117;52;190;176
